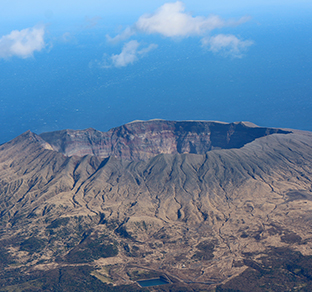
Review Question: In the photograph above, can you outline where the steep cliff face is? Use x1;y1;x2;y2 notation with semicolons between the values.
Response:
39;120;289;160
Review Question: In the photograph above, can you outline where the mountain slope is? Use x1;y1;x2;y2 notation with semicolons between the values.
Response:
0;120;312;291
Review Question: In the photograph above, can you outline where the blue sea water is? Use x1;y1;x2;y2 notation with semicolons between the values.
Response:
0;12;312;144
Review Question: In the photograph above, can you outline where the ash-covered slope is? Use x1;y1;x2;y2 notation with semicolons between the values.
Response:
39;120;289;160
0;120;312;291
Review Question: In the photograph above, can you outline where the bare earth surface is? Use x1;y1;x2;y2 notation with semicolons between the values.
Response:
0;120;312;291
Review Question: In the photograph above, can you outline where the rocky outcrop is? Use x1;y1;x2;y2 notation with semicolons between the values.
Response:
39;120;290;160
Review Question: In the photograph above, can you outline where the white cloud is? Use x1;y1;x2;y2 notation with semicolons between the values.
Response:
106;27;136;44
138;43;158;55
103;2;254;65
0;25;45;59
202;34;254;57
111;40;140;67
108;1;251;41
135;1;224;37
102;40;158;68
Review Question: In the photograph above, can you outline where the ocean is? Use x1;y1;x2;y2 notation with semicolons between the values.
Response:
0;12;311;144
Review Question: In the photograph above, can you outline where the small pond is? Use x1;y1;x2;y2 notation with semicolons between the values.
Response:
137;278;169;287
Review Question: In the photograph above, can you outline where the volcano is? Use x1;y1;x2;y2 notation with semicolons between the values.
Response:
0;120;312;291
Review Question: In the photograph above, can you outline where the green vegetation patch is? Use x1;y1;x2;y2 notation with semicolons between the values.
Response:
20;237;46;253
0;265;148;292
127;269;163;281
115;225;133;239
281;231;302;244
192;240;217;261
216;247;312;291
47;217;70;229
0;245;14;267
65;235;118;264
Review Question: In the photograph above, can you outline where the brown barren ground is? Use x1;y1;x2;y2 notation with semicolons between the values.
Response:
0;120;311;291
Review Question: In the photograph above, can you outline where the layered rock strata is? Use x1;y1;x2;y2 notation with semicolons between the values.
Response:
39;120;289;160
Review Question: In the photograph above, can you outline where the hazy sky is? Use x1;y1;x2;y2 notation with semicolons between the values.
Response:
0;1;312;143
2;0;311;23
